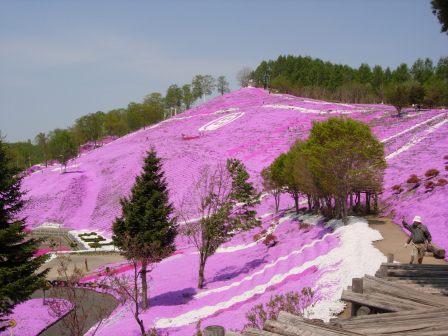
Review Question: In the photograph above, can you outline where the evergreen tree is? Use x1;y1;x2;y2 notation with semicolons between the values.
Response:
113;148;177;309
0;139;48;331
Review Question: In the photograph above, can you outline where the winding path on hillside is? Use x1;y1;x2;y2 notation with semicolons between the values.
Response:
367;216;446;265
31;288;118;336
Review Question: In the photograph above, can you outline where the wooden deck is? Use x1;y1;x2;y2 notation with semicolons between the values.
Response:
240;255;448;336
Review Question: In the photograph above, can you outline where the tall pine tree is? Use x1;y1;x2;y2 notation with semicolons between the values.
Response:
113;148;177;309
0;139;48;331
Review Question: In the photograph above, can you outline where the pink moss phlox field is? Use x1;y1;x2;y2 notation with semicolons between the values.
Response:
0;298;71;336
18;88;448;334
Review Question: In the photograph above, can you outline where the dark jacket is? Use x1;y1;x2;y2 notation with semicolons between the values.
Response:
402;220;432;244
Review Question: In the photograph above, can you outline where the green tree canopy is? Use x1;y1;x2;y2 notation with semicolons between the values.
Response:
48;129;78;171
432;0;448;35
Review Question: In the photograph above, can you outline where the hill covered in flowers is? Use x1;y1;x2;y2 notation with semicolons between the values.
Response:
19;88;448;334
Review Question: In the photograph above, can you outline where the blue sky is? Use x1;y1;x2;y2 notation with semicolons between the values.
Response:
1;0;447;141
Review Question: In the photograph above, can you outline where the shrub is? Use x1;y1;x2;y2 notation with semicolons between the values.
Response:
81;236;105;243
253;233;262;242
425;169;440;178
263;234;278;247
89;242;102;250
443;155;448;160
78;232;96;237
260;229;267;235
392;184;403;193
244;289;315;330
424;181;435;190
406;174;420;184
445;165;448;171
437;178;448;186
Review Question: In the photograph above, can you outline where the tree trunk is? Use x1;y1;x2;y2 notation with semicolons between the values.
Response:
374;193;379;213
349;193;353;211
342;195;348;222
293;192;299;214
355;192;361;208
198;254;206;289
307;194;312;211
133;261;146;336
274;192;280;213
365;192;371;214
141;260;148;309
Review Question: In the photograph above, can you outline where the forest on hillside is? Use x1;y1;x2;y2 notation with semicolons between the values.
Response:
252;55;448;106
4;74;229;171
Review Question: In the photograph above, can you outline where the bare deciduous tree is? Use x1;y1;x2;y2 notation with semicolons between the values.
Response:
236;67;253;87
181;159;260;289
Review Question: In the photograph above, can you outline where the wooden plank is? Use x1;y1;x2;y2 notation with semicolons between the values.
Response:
386;269;448;277
386;277;448;283
264;319;325;336
340;312;448;329
336;308;446;326
363;275;448;307
373;323;448;336
341;290;430;312
264;319;360;336
345;318;448;335
276;311;365;335
242;328;280;336
381;263;448;270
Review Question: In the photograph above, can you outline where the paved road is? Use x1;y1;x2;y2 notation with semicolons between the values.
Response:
32;287;118;336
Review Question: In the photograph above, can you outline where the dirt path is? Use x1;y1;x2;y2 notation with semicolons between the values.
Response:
40;253;126;280
366;215;446;265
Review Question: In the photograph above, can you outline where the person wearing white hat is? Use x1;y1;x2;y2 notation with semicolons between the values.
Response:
402;216;432;264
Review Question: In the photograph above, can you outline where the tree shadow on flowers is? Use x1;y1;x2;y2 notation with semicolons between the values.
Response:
209;257;268;284
150;287;196;307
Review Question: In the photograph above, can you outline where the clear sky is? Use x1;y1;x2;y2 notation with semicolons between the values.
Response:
1;0;447;142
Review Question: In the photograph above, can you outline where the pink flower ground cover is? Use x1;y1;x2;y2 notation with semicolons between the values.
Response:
0;298;70;336
18;88;447;334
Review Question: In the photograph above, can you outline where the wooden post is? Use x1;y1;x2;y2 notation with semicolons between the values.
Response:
387;253;394;263
351;278;363;316
204;325;225;336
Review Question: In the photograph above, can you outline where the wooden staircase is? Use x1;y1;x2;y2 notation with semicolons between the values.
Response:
240;255;448;336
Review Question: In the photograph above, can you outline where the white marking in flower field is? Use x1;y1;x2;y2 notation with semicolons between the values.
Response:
196;227;337;299
263;104;353;115
381;113;447;143
212;107;239;115
385;118;448;160
51;164;80;172
198;112;245;131
154;219;384;328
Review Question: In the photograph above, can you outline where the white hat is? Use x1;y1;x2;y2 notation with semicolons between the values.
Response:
413;216;422;223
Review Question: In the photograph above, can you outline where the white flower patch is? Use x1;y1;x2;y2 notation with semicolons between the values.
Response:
198;112;245;132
